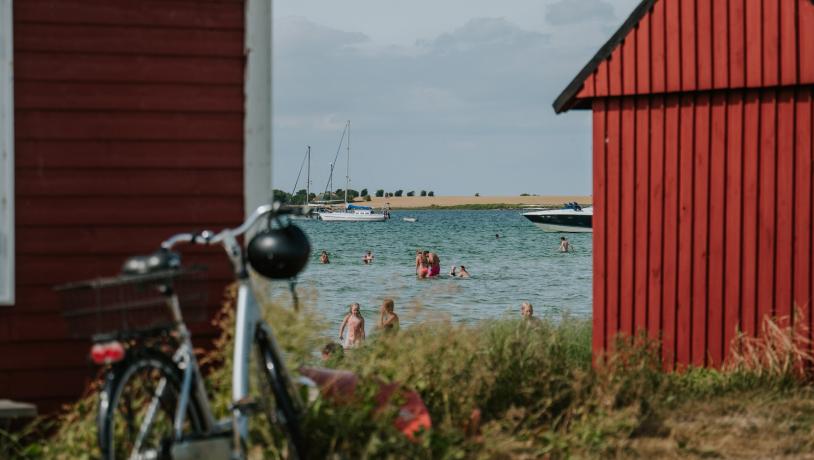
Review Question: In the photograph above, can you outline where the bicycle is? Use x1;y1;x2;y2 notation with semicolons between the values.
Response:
57;203;313;460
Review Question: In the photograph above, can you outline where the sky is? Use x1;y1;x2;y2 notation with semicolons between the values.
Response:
271;0;642;196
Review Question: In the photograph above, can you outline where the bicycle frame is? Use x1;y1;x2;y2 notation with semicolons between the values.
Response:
131;204;303;458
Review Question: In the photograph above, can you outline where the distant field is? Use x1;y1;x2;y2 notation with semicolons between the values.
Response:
356;195;592;209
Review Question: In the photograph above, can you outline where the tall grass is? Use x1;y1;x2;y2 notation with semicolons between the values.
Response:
5;287;814;459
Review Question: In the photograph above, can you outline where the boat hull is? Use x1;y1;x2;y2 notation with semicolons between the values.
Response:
522;208;593;233
318;212;387;222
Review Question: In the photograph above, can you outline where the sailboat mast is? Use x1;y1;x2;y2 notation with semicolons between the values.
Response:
345;120;350;204
306;145;311;204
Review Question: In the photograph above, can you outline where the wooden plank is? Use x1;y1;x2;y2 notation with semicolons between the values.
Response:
634;97;650;335
742;90;761;337
779;0;798;85
677;94;695;367
14;53;243;85
665;0;682;92
636;13;651;94
761;0;780;87
692;95;710;367
575;74;595;99
15;81;243;113
662;94;681;369
16;140;242;169
622;30;636;96
609;47;624;96
620;98;636;338
729;0;746;87
712;0;730;89
758;91;777;326
651;0;667;94
680;0;697;91
745;0;763;87
14;22;243;58
15;111;243;141
648;95;665;344
708;93;727;367
14;0;244;30
775;89;795;320
724;91;744;359
800;0;814;83
794;88;812;344
16;196;242;227
606;99;622;346
593;100;607;357
696;0;713;90
16;169;243;197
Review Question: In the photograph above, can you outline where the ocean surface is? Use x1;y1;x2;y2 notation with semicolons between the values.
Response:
274;210;592;328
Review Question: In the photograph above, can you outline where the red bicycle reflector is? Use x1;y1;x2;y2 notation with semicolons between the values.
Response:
90;342;125;365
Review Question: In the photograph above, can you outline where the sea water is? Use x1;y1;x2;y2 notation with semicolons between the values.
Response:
275;209;592;327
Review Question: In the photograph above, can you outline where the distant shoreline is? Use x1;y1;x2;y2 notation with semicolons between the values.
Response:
352;195;592;210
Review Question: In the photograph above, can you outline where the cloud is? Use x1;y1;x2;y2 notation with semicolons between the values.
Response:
545;0;616;25
272;16;598;195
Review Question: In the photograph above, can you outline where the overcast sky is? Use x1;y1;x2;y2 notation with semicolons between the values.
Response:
271;0;641;196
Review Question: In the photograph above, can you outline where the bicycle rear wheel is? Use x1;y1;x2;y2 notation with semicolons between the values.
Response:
256;324;306;459
98;348;206;460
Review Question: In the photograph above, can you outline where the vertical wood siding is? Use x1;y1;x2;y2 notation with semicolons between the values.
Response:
593;88;814;367
575;0;814;101
3;0;245;412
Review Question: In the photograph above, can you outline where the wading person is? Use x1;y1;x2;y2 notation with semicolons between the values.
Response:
428;251;441;277
379;298;400;333
416;250;430;278
457;265;471;278
320;250;330;264
559;237;570;253
363;250;374;264
339;303;365;348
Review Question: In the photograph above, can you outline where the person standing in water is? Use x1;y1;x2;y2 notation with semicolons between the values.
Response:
320;251;330;264
379;298;400;333
559;237;571;253
428;251;441;277
362;250;374;264
458;265;471;278
339;303;365;348
415;250;430;278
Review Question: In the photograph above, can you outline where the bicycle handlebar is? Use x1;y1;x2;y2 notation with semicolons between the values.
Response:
160;202;311;250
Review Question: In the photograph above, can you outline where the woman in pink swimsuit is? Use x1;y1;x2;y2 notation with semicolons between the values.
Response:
415;250;430;278
339;302;365;348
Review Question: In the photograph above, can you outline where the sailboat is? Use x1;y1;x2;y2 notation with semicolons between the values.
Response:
317;121;389;222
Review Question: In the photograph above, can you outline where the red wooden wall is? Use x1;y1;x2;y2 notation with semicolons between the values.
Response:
2;0;245;412
572;0;814;367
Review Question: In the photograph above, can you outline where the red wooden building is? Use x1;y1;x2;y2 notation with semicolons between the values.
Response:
0;0;273;412
555;0;814;368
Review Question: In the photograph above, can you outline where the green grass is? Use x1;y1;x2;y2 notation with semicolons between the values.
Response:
6;287;814;459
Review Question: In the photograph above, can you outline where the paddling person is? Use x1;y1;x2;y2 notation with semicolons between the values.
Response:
457;265;471;278
339;302;365;349
362;250;374;264
427;251;441;277
320;250;330;264
379;298;400;333
559;237;570;253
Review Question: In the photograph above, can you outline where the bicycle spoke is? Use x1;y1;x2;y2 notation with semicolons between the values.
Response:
130;377;168;457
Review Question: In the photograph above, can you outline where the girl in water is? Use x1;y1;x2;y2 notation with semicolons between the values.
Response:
339;303;365;348
379;298;400;333
415;250;430;278
320;251;330;264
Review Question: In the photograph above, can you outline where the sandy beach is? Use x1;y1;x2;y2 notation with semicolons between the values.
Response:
353;195;592;209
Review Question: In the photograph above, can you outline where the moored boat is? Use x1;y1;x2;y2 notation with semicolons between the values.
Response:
522;202;592;233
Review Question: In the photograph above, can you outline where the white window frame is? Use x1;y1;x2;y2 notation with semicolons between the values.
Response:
0;0;14;305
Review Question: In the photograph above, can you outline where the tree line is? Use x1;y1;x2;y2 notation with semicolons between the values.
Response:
273;188;436;204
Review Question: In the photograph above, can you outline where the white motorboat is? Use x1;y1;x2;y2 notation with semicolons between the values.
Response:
522;202;592;233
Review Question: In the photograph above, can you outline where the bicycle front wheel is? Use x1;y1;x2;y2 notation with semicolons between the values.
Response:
98;348;205;460
256;326;306;459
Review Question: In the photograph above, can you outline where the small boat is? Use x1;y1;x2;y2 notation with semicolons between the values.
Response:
402;217;418;223
319;203;388;222
522;202;592;233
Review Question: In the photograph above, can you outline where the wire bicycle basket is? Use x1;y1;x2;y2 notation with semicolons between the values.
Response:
56;266;208;341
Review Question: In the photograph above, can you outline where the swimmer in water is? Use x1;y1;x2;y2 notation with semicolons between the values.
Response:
320;250;330;264
559;237;570;253
428;251;441;277
458;265;471;278
363;250;374;264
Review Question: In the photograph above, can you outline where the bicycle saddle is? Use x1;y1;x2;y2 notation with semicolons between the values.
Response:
121;249;181;276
